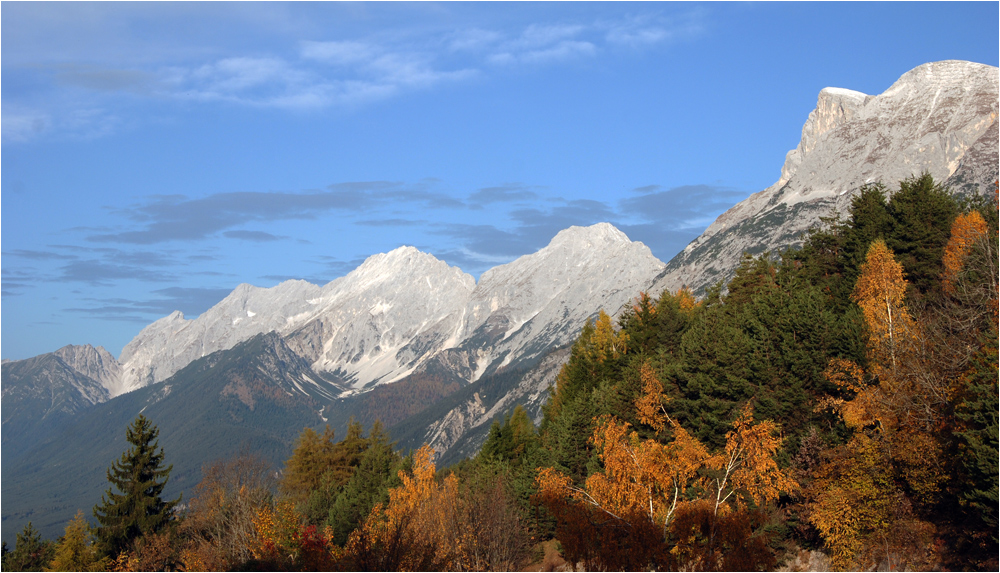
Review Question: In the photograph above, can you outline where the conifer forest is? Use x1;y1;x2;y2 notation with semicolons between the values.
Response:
3;175;997;571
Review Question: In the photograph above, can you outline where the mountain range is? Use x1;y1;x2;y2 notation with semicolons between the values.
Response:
3;59;997;542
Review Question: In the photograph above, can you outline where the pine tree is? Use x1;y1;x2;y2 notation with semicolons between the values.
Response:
92;415;180;558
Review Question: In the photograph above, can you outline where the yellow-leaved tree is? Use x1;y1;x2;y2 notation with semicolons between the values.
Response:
809;240;943;571
852;239;918;377
941;210;988;296
345;445;470;571
536;362;795;570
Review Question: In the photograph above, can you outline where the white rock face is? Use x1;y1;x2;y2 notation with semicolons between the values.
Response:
456;223;664;375
654;60;999;296
421;346;572;461
117;280;322;396
284;247;476;388
51;344;121;401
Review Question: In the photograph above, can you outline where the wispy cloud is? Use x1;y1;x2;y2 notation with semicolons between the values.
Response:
86;181;463;244
432;196;617;265
66;286;235;322
468;184;539;206
488;24;597;65
57;259;177;286
619;184;747;230
223;230;287;242
3;8;705;141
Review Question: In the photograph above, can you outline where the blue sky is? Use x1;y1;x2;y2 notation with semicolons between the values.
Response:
2;2;998;361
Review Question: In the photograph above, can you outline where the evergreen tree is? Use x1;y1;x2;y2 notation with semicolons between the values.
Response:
843;182;893;277
886;173;959;299
2;523;55;572
279;424;339;506
92;415;179;558
325;422;403;545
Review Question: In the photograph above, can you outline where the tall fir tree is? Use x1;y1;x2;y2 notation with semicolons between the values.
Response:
92;415;180;558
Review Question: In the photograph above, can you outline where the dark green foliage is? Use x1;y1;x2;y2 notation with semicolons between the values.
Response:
1;523;54;572
886;173;960;299
480;405;537;464
954;330;999;539
543;391;598;485
663;255;860;449
324;422;404;545
477;406;546;519
789;174;961;311
286;419;374;526
92;415;180;558
843;183;893;276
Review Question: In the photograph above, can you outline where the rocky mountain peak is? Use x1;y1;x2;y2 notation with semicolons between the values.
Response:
654;59;998;297
887;59;996;96
51;344;121;394
548;222;631;248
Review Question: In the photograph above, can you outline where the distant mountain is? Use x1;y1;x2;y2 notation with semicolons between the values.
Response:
1;345;117;459
1;332;337;543
2;224;664;542
115;223;662;401
652;60;999;295
117;279;324;395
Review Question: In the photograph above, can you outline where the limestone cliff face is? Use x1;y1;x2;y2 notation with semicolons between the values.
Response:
653;60;999;296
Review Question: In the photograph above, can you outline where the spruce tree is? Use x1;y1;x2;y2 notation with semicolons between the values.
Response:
92;415;179;558
1;522;54;572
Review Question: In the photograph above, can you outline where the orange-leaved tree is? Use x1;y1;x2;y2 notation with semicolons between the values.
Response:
345;445;470;571
536;362;794;570
809;240;944;570
941;210;988;296
248;500;340;571
852;239;919;378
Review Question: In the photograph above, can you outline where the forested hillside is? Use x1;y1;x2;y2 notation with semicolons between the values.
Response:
4;175;996;572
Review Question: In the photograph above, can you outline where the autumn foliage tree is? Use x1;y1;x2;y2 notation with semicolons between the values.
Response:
941;210;989;296
808;240;945;569
45;512;106;572
345;445;467;571
246;500;339;572
179;453;276;571
536;362;795;570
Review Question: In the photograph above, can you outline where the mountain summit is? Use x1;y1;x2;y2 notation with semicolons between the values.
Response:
654;60;999;295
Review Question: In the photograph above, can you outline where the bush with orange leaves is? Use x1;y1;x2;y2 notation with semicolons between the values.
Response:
243;500;340;571
535;362;795;570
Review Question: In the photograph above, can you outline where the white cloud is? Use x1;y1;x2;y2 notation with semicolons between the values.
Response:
190;57;309;93
511;24;586;50
606;25;670;47
602;12;704;48
300;40;379;66
1;107;51;142
2;9;705;141
448;28;503;52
